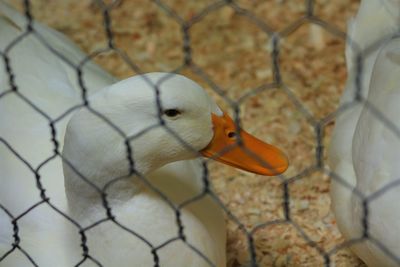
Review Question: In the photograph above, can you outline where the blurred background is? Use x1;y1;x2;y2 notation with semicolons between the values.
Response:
4;0;363;266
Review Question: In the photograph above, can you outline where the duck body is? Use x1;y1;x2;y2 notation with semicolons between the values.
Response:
0;2;116;266
352;38;400;267
67;160;226;267
329;0;400;266
0;0;115;216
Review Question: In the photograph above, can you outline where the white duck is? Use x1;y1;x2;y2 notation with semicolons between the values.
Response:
0;2;288;267
329;0;400;266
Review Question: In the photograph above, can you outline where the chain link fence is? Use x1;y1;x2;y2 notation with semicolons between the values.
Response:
1;0;400;266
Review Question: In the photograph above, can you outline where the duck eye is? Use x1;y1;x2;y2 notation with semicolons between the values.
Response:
163;109;181;117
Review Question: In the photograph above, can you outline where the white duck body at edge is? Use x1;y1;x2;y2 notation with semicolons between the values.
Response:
329;0;400;266
0;3;115;266
0;3;289;266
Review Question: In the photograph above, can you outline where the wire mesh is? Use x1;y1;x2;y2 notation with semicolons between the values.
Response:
1;0;400;266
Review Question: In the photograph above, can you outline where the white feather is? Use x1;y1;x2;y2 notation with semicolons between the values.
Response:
329;0;400;266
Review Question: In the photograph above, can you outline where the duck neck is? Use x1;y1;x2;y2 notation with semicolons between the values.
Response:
61;107;165;221
62;136;157;221
64;172;143;221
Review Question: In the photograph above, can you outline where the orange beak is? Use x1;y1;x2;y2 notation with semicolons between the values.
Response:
201;113;289;176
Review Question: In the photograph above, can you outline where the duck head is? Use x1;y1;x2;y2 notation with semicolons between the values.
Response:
63;73;288;199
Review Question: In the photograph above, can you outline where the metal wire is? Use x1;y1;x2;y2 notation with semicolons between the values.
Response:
1;0;400;266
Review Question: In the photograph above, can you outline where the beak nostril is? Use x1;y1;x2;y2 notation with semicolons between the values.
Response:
202;113;288;175
227;132;236;138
